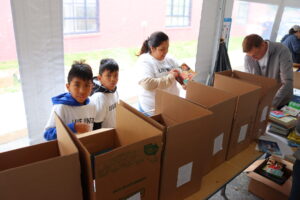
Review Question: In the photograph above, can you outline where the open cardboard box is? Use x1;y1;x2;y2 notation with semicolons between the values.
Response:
185;81;237;174
0;120;83;200
213;74;261;159
216;70;280;139
55;105;163;200
120;90;214;200
245;156;293;200
294;71;300;89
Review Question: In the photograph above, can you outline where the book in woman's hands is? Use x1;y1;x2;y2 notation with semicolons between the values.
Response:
175;64;197;85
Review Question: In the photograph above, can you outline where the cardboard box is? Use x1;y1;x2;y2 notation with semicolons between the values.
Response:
216;70;279;139
120;90;214;200
294;71;300;89
0;124;83;200
185;81;237;173
155;90;214;200
55;105;163;200
246;156;293;200
213;74;261;159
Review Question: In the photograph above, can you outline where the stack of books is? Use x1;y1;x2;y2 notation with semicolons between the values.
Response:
267;110;297;136
287;130;300;144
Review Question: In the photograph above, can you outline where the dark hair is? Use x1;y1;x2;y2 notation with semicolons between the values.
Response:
99;58;119;75
242;34;264;53
68;60;93;83
138;31;169;56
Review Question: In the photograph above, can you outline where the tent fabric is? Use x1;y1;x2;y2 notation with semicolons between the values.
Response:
11;0;65;144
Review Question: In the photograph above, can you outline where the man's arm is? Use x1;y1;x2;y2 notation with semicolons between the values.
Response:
272;49;293;108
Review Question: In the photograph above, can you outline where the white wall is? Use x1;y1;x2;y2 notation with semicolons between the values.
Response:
11;0;65;144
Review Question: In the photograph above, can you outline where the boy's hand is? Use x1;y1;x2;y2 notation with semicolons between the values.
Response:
75;122;91;133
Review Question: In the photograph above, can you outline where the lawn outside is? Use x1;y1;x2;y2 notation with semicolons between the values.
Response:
0;40;198;95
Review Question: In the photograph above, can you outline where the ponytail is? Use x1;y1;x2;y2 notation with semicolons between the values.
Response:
137;31;169;56
138;39;150;56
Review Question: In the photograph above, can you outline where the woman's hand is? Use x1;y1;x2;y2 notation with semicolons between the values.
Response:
169;69;180;77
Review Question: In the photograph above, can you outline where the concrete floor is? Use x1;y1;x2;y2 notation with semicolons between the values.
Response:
208;172;261;200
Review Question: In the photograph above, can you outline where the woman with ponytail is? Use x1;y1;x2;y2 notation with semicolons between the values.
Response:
136;31;186;115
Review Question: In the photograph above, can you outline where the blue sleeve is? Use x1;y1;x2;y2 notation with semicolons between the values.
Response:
291;37;300;53
68;122;76;133
44;128;57;141
44;122;76;141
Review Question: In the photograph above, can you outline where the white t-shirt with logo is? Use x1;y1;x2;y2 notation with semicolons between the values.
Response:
90;92;119;128
137;53;180;112
45;103;101;132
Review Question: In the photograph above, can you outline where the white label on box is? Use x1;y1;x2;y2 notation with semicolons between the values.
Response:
177;162;193;188
126;192;141;200
213;133;224;155
238;124;248;143
93;180;96;192
260;106;269;122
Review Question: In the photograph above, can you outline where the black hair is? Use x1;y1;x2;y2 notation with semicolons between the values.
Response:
138;31;169;56
67;60;93;83
99;58;119;75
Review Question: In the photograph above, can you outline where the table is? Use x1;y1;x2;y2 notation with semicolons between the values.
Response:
185;142;263;200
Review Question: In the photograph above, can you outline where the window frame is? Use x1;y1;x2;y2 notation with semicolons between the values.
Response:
166;0;192;28
63;0;99;35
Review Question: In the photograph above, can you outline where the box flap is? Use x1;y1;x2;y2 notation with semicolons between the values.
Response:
214;74;261;96
294;72;300;89
54;113;79;156
78;129;118;154
220;70;280;96
116;104;163;146
186;81;237;108
0;153;83;200
54;113;94;200
0;141;59;171
76;128;113;139
119;100;164;130
155;89;213;125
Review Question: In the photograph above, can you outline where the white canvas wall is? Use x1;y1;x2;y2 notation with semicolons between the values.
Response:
11;0;65;144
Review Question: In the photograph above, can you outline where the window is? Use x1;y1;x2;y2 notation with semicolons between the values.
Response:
166;0;191;27
276;7;300;42
227;1;278;71
63;0;99;34
235;1;248;25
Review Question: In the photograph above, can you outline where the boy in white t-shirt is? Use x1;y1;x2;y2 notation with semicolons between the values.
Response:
90;58;119;128
44;60;102;141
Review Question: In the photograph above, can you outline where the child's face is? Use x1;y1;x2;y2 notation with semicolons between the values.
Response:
98;70;119;91
66;77;92;104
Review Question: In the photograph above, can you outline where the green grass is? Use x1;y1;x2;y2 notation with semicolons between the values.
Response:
0;61;19;70
0;40;198;94
0;77;21;94
228;36;244;51
64;40;198;70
